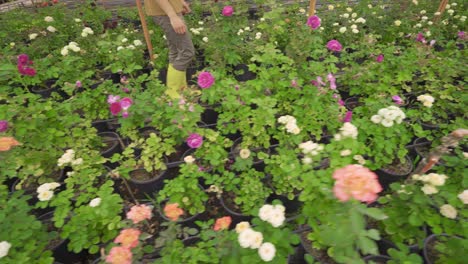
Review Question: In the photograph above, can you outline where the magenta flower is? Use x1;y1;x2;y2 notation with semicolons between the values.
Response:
457;31;465;40
122;111;129;118
197;71;215;89
121;87;130;93
0;120;8;132
343;111;352;123
376;54;384;63
222;6;233;16
416;33;426;43
17;54;29;65
75;81;82;88
307;15;321;30
327;73;336;90
291;80;298;87
107;95;120;104
110;102;122;116
120;97;133;110
17;54;36;76
186;133;203;148
326;40;343;52
338;99;345;106
311;76;326;87
392;95;403;105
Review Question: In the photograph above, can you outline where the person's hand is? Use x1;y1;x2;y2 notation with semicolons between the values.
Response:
170;16;186;34
182;1;191;14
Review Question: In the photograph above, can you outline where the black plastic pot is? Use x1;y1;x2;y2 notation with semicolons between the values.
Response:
233;64;256;82
344;96;361;111
423;234;464;264
92;118;120;133
98;131;124;169
127;161;168;199
363;255;391;263
38;211;87;263
219;192;252;224
375;155;414;191
201;107;219;125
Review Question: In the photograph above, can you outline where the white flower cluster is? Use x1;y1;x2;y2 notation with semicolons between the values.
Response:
412;173;448;195
81;27;94;37
44;16;54;22
417;94;434;108
371;106;406;127
29;33;38;40
37;182;60;201
259;204;286;227
89;197;101;207
277;115;301;135
255;32;262;40
334;122;358;141
116;39;142;51
47;26;57;33
457;190;468;204
439;204;457;219
299;140;324;164
0;241;11;259
189;27;204;35
235;203;284;262
61;42;81;56
57;149;83;166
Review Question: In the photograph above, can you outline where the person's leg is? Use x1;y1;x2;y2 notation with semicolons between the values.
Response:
153;15;195;99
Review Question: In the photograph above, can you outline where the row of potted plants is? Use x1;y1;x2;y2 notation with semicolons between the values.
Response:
1;0;466;263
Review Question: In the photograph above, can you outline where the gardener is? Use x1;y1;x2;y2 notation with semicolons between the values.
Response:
145;0;195;99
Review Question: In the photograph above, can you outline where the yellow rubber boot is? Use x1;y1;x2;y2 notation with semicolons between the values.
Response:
166;64;186;99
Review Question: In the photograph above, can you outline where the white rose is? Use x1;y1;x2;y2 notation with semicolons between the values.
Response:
258;242;276;262
250;231;263;249
428;173;447;186
29;33;38;40
415;23;422;28
244;27;250;31
351;13;357;18
238;228;255;248
121;38;128;43
75;18;81;22
117;46;124;51
37;183;52;193
350;24;358;29
381;119;394;127
133;39;143;46
268;208;285;227
339;27;347;33
259;204;274;222
47;26;57;32
457;190;468;204
340;149;352;156
420;10;426;14
44;16;54;22
71;158;83;165
38;190;54;201
371;115;382;124
81;32;88;37
440;204;457;219
89;197;101;207
235;221;250;234
394;20;402;26
421;16;428;21
328;5;334;11
427;21;433;25
302;157;312;164
352;28;359;34
198;21;204;25
346;8;352;12
343;13;350;18
447;9;454;15
0;241;12;259
202;37;208;43
127;44;136;50
421;184;438;195
260;18;265;22
9;42;15;47
239;149;251;159
290;126;301;135
285;122;297;133
184;155;195;164
356;17;366;23
60;47;69;56
299;8;305;14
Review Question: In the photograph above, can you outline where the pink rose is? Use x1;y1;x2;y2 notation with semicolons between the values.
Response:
120;97;133;110
327;73;336;90
213;216;232;231
114;228;141;249
0;120;8;132
105;246;132;264
376;54;384;63
107;95;120;104
126;204;152;224
457;31;465;40
392;95;403;105
110;102;122;116
343;111;352;123
164;203;184;221
17;54;29;65
332;165;382;203
197;71;215;89
75;81;82;88
307;15;321;30
416;32;426;43
222;6;233;16
186;133;203;148
326;40;343;52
